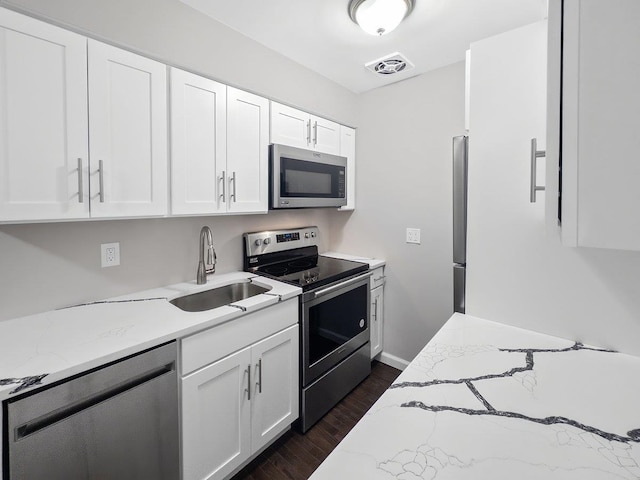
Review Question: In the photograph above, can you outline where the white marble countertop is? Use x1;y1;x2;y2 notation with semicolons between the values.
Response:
322;251;386;270
0;272;301;401
311;313;640;479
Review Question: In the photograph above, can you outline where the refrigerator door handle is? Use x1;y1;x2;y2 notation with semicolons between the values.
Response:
452;136;468;265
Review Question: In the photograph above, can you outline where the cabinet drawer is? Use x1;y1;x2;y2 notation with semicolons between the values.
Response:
181;299;298;376
370;267;385;289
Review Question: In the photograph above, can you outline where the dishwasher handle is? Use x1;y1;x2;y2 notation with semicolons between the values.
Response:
14;362;175;441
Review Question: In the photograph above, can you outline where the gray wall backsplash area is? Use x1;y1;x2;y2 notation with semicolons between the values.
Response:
0;210;336;321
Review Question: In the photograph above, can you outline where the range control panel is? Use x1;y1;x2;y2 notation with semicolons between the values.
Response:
244;226;319;257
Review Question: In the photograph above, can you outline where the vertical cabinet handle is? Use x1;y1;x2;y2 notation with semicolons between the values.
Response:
313;121;318;147
245;365;251;401
256;358;262;394
98;160;105;203
306;120;311;145
77;158;84;203
219;171;226;203
230;172;237;202
373;298;378;322
530;138;546;203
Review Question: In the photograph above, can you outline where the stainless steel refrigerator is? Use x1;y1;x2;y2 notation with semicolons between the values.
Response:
453;135;468;313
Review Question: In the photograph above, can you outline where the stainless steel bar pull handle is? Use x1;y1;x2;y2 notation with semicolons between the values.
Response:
256;358;262;394
230;172;237;202
373;299;378;322
219;171;226;203
306;120;311;145
77;158;84;203
313;121;318;147
98;160;105;203
530;138;546;203
245;365;251;401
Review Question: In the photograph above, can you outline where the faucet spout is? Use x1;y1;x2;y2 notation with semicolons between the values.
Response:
197;226;216;284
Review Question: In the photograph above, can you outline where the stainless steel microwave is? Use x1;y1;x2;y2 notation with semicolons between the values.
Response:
269;144;347;209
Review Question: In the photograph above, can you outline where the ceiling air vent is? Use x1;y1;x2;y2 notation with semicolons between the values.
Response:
365;52;414;75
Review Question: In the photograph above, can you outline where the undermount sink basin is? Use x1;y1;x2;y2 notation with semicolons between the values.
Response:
170;282;272;312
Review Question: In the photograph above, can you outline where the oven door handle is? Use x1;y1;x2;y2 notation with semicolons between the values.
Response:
311;272;372;300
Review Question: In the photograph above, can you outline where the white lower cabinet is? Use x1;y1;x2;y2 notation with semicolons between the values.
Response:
369;267;385;359
181;301;299;480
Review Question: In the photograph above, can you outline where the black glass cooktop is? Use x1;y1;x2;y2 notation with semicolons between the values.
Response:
251;254;368;290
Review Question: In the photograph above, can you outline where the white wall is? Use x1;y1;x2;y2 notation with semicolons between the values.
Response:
331;62;466;364
0;0;357;321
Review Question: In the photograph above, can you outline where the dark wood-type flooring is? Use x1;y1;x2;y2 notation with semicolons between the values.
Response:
233;361;401;480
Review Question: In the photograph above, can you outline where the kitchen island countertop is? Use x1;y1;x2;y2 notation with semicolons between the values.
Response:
311;313;640;479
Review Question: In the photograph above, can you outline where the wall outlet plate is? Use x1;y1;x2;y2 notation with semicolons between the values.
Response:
101;242;120;267
406;228;421;245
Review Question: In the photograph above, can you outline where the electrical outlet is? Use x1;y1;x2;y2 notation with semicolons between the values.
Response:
406;228;421;245
101;242;120;267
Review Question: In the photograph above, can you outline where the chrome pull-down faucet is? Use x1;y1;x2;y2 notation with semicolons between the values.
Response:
197;226;216;284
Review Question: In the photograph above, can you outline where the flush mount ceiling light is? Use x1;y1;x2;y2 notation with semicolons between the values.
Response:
348;0;415;36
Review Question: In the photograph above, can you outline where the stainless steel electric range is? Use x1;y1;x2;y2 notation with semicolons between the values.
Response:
243;226;371;432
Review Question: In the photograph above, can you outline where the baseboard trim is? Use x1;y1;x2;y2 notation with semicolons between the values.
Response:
377;351;410;371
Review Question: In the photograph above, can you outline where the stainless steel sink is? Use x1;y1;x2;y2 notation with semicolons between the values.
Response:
170;282;271;312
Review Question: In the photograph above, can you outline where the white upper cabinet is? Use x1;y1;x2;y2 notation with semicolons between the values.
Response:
312;115;341;155
170;74;268;216
170;68;227;215
226;87;269;214
339;126;356;210
0;8;89;221
88;39;168;218
548;0;640;250
270;102;340;155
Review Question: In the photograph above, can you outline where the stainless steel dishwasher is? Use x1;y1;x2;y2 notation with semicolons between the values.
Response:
4;341;179;480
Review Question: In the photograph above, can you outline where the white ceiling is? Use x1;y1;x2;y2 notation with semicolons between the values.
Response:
178;0;548;93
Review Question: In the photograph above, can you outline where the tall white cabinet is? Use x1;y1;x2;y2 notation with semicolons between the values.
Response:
0;9;89;221
465;21;550;327
547;0;640;251
88;40;168;218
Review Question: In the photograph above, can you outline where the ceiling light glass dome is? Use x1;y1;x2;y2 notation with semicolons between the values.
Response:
348;0;415;36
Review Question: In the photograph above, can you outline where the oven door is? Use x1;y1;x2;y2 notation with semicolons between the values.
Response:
270;144;347;209
301;273;370;386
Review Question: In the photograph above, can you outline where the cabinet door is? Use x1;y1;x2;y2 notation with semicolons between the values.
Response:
182;347;252;480
339;126;356;210
311;115;341;155
466;22;553;324
557;0;640;250
370;286;384;359
170;68;226;215
250;325;299;453
270;102;310;149
227;87;269;214
0;8;89;221
88;40;168;218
